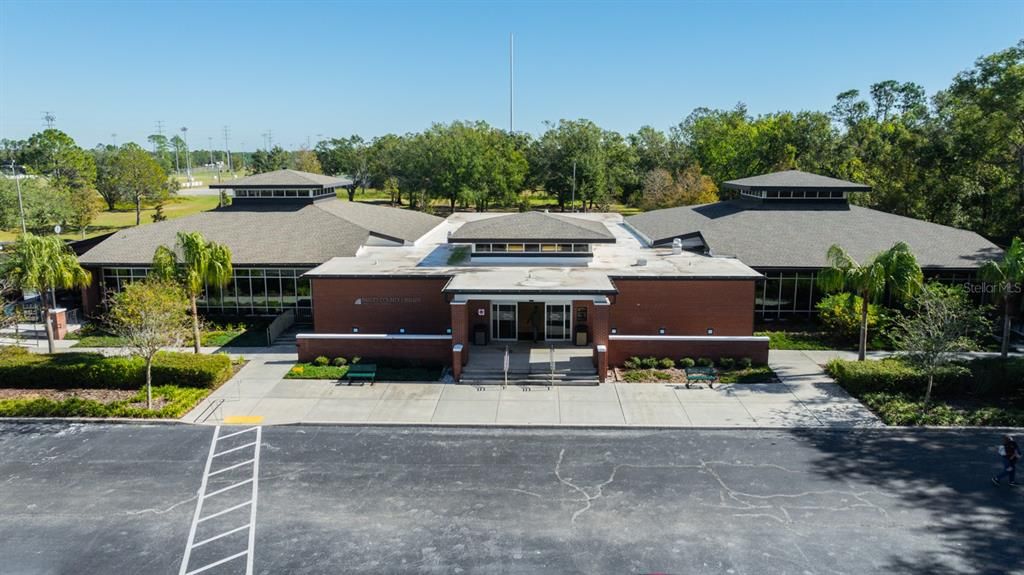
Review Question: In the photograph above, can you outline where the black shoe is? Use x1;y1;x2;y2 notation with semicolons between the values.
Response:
992;477;1000;486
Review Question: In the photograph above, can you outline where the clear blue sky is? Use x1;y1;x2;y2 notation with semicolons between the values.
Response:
1;1;1021;151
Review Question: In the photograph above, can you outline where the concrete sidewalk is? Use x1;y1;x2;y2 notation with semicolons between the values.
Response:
185;351;881;428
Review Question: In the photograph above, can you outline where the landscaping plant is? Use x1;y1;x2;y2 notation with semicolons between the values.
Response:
979;236;1024;358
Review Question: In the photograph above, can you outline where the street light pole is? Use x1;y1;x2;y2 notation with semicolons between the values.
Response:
9;165;26;234
571;160;576;213
181;127;192;179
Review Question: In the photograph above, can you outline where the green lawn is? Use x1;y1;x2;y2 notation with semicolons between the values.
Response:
0;195;219;242
69;319;271;348
173;168;247;188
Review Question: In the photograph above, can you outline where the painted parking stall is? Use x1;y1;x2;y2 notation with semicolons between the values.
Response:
179;426;262;575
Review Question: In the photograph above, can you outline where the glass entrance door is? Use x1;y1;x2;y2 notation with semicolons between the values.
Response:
545;304;571;340
491;303;517;340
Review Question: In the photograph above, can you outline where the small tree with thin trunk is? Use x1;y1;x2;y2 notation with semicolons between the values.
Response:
151;231;233;353
107;279;190;409
817;242;923;360
979;236;1024;358
891;283;990;404
0;232;91;353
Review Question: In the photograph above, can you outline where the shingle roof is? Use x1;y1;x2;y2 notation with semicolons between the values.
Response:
78;200;443;266
448;211;615;243
624;200;1002;269
722;170;871;192
209;169;353;189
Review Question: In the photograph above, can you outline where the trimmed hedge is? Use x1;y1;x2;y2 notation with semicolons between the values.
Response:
0;347;233;390
825;358;970;396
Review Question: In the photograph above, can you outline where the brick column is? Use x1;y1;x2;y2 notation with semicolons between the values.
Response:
591;301;610;382
450;302;469;376
50;308;68;340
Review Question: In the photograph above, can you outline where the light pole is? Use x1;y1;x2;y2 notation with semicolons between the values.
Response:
8;164;26;234
181;127;192;179
571;160;576;213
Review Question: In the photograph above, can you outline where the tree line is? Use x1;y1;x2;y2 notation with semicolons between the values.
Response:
1;41;1020;243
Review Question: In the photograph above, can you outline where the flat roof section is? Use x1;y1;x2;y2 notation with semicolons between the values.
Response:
442;268;617;295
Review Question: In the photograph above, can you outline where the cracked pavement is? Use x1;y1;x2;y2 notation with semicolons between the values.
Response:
1;423;1022;574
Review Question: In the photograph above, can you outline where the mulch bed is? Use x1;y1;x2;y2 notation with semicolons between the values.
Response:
0;388;136;402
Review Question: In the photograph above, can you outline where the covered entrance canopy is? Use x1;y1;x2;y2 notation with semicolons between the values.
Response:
443;268;615;344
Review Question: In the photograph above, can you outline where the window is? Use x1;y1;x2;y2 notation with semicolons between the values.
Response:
573;244;589;253
475;244;491;253
491;244;507;252
525;244;539;252
507;244;524;252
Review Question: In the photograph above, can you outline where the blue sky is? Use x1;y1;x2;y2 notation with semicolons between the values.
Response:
1;1;1021;150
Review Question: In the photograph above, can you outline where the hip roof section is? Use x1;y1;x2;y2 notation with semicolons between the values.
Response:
448;211;616;243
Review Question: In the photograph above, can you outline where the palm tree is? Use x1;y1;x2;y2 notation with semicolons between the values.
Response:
817;242;923;360
1;233;91;353
151;231;233;353
980;236;1024;358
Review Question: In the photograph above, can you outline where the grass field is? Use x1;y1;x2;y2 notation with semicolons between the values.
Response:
173;168;247;188
0;195;219;242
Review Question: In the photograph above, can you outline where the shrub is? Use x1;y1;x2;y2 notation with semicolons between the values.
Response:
621;369;673;382
332;357;348;367
352;356;361;365
816;293;888;343
737;357;752;369
658;358;676;370
677;357;695;369
640;357;660;369
718;357;736;370
313;356;330;367
859;392;1024;427
151;352;233;389
695;357;713;367
0;350;232;390
623;357;642;370
825;358;970;396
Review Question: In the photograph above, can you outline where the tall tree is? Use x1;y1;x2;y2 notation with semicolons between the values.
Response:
151;231;233;353
817;242;923;360
66;187;102;238
531;119;608;211
980;236;1024;357
107;279;190;409
293;148;323;174
249;146;290;174
96;144;170;224
19;129;96;193
0;233;91;353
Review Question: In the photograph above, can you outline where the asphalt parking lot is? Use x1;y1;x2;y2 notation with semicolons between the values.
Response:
1;423;1022;574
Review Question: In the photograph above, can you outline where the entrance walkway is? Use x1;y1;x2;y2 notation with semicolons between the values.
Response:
460;343;597;385
186;349;880;428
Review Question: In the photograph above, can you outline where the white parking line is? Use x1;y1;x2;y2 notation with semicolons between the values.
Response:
179;425;262;575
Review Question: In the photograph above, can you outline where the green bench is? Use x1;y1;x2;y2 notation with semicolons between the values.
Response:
343;363;377;385
685;367;718;389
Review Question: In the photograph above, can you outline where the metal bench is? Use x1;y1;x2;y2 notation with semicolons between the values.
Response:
343;363;377;385
685;367;717;389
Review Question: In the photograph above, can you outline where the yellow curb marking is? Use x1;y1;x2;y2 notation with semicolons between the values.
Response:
223;415;264;425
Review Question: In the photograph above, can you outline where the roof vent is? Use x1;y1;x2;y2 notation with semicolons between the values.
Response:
672;238;682;255
633;257;647;267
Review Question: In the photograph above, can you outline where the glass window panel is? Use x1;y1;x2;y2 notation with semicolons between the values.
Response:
573;244;589;252
754;279;766;311
475;244;490;253
221;275;236;310
507;244;524;252
763;275;782;317
558;244;572;252
491;244;507;252
297;278;311;307
281;276;297;306
541;244;557;252
235;277;252;312
779;275;796;312
524;244;539;252
251;276;267;309
266;275;282;310
250;268;264;278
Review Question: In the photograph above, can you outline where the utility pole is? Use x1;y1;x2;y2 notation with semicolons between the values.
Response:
208;136;214;167
181;127;192;178
223;126;232;171
154;120;165;154
8;164;26;234
509;32;514;133
571;160;576;213
42;112;55;129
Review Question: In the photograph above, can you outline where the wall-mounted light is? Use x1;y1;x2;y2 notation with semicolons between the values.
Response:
610;327;617;334
446;327;453;334
352;327;360;333
658;328;666;335
706;328;714;335
399;328;406;334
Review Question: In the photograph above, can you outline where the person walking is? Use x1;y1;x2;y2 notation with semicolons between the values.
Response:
992;434;1020;486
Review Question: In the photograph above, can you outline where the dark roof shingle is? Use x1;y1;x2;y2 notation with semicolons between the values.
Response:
209;169;352;189
624;201;1001;269
449;212;615;243
722;170;870;192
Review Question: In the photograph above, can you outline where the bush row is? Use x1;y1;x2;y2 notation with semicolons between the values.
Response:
621;356;755;370
0;347;233;390
826;357;1024;399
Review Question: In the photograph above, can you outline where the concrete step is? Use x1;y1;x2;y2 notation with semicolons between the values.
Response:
458;378;600;387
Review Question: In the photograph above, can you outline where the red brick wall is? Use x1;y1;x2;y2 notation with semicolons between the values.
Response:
81;267;103;318
608;338;769;366
297;337;451;364
311;278;451;334
609;279;754;336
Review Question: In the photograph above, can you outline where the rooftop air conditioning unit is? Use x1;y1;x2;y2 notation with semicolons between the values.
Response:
672;238;682;255
634;258;647;267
